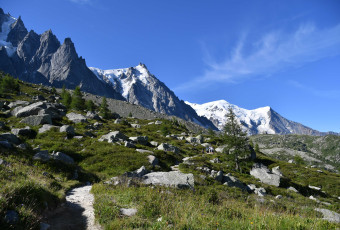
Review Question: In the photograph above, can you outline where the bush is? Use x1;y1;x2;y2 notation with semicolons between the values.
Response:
0;73;20;94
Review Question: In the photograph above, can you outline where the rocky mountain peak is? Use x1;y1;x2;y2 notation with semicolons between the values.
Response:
6;16;28;46
0;8;4;15
17;30;40;63
35;29;60;59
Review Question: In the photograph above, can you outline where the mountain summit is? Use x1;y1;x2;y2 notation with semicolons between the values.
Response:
186;100;331;135
90;64;216;129
0;10;123;99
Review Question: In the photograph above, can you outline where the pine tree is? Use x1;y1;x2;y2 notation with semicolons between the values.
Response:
61;85;72;108
71;86;85;111
223;106;248;172
99;97;110;119
86;100;96;112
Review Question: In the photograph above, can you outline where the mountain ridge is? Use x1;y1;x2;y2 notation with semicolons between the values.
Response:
186;99;338;136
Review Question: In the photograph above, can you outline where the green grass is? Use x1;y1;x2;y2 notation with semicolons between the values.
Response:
92;183;339;229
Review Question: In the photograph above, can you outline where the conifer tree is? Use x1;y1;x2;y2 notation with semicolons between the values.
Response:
223;107;248;172
61;85;72;108
71;86;85;110
86;100;96;112
99;97;110;119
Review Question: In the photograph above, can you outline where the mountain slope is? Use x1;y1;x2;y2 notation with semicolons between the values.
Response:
90;64;217;129
0;10;123;100
186;100;330;135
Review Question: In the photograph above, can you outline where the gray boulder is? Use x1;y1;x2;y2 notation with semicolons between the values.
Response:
142;171;194;188
66;112;87;123
157;143;180;154
50;152;74;165
14;101;46;118
98;131;128;143
38;124;58;134
11;127;35;137
124;141;136;148
223;173;247;190
86;111;101;120
254;187;267;196
0;140;13;148
250;163;281;187
287;186;298;193
129;136;148;145
315;208;340;223
59;125;75;136
271;166;283;176
131;124;141;128
148;155;159;166
155;121;162;125
0;133;21;145
150;141;158;147
8;100;29;108
136;149;154;154
20;114;52;126
33;150;50;162
124;166;150;178
120;208;137;217
215;171;224;182
114;118;123;124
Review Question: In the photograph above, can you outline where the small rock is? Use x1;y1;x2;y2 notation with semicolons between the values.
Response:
0;133;21;145
59;125;75;136
136;149;154;154
33;151;50;162
11;126;35;137
66;112;87;123
287;186;299;193
129;136;148;145
131;124;141;128
157;143;180;154
308;185;321;191
50;152;74;165
147;155;159;166
309;195;319;202
288;159;294;164
150;141;158;147
275;195;283;199
255;187;267;197
124;141;136;148
0;140;12;148
155;121;162;125
210;158;221;163
120;208;137;217
271;166;283;176
39;124;58;134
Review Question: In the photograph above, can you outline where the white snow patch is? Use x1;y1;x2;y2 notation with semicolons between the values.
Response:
0;15;17;56
89;63;152;99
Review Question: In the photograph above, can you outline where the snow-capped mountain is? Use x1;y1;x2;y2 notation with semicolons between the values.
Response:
186;100;327;135
90;64;216;129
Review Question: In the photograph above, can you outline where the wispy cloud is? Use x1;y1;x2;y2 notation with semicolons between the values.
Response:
288;80;340;99
175;23;340;91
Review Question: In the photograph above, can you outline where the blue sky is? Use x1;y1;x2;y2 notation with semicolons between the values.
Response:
2;0;340;132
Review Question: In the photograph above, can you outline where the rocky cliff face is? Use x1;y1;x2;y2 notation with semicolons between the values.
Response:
90;64;216;129
0;10;123;100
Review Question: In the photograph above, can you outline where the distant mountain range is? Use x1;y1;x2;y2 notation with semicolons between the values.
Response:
186;100;338;135
0;8;337;135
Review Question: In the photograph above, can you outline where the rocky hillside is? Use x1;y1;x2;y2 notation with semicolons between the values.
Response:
250;134;340;172
1;74;339;229
186;99;335;136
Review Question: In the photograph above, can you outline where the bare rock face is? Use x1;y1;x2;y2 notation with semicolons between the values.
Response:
142;171;194;189
7;16;28;46
250;163;281;187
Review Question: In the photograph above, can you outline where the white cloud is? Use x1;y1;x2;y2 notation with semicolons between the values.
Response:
175;23;340;90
